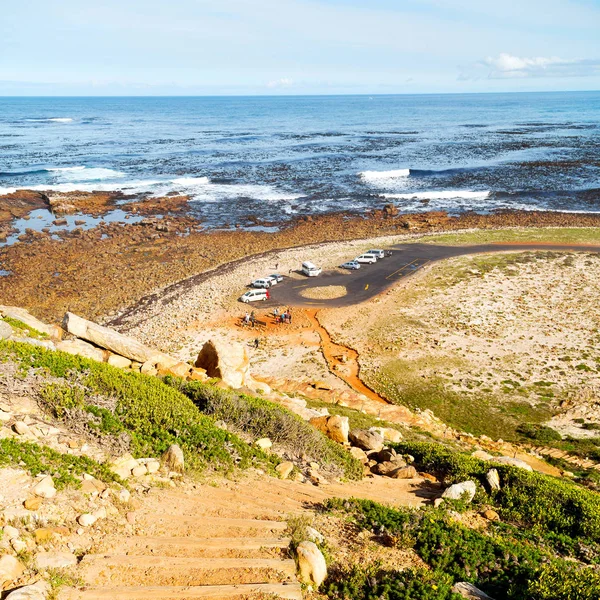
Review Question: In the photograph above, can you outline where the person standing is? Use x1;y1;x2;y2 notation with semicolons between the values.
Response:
254;337;260;349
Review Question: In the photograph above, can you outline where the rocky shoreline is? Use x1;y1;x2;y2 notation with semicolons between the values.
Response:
3;187;600;323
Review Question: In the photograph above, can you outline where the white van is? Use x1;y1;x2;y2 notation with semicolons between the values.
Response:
302;261;322;276
365;249;385;259
240;289;269;303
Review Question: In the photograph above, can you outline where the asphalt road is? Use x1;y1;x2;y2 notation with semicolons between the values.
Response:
267;242;600;308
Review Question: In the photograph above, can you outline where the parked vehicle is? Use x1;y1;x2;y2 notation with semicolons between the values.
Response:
252;278;272;288
355;254;377;264
365;249;386;259
302;261;322;276
268;273;284;283
240;289;269;303
340;261;361;270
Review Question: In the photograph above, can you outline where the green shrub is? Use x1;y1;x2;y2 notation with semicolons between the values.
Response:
168;379;363;480
325;497;600;600
517;423;562;443
324;564;461;600
391;441;600;549
1;340;275;474
0;438;120;489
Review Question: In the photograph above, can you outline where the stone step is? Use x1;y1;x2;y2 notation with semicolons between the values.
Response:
140;516;287;537
79;555;297;587
115;536;290;558
62;582;303;600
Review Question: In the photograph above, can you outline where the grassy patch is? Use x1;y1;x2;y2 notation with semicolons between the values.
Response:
0;438;120;489
0;340;275;474
1;316;49;339
415;227;600;246
168;379;363;480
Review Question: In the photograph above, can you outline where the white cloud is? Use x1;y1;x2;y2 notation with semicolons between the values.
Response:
461;53;600;79
266;77;294;88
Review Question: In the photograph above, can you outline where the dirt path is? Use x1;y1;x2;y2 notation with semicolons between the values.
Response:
60;474;434;600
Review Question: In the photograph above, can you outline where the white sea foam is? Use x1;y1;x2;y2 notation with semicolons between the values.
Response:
26;118;74;123
47;166;86;173
55;167;126;182
360;169;410;183
384;190;491;201
0;175;302;203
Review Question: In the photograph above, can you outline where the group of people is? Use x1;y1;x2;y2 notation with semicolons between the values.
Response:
243;311;257;327
273;307;292;325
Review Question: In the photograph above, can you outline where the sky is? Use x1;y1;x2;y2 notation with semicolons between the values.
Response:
1;0;599;95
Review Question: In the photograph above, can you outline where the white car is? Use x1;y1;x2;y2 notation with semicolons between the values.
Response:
240;289;269;302
365;249;385;259
267;273;283;284
252;278;271;289
355;254;377;264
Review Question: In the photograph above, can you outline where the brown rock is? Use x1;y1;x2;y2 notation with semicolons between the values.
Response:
482;509;500;521
24;497;43;511
391;466;417;479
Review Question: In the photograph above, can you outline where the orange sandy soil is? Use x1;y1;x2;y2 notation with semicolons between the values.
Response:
4;201;600;323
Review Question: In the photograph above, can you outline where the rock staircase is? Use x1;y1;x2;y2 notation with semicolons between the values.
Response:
61;485;305;600
61;473;431;600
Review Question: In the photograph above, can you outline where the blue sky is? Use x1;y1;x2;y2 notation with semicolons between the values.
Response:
1;0;599;95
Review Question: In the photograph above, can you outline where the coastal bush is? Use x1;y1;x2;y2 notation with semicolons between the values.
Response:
516;423;562;443
324;498;600;600
0;340;275;474
167;378;363;480
0;438;119;490
324;564;461;600
391;441;600;547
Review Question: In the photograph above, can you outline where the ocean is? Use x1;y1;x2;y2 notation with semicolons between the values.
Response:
1;92;599;226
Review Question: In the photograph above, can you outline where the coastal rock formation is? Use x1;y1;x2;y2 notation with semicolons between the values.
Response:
0;306;63;339
63;312;171;365
452;581;496;599
195;339;251;389
56;339;106;363
491;456;533;471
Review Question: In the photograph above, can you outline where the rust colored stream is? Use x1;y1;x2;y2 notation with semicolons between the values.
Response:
303;309;387;405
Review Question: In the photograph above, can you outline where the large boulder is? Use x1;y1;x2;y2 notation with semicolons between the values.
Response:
195;339;251;389
442;480;477;503
369;426;403;443
63;312;172;365
56;339;106;362
349;429;384;452
296;541;327;587
162;444;185;474
309;415;349;444
0;306;63;339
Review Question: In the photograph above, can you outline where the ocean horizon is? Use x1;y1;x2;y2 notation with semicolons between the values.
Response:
1;91;599;227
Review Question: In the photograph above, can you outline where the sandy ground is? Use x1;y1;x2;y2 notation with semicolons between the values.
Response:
319;250;600;438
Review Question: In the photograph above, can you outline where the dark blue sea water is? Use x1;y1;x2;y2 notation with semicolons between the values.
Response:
1;92;599;226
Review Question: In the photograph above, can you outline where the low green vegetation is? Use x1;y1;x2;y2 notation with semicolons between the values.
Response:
0;339;275;474
168;379;363;480
370;367;553;441
323;440;600;600
1;316;49;339
414;227;600;246
0;438;119;490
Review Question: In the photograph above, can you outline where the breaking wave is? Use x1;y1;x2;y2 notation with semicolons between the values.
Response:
0;175;303;203
360;169;410;182
25;117;74;123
